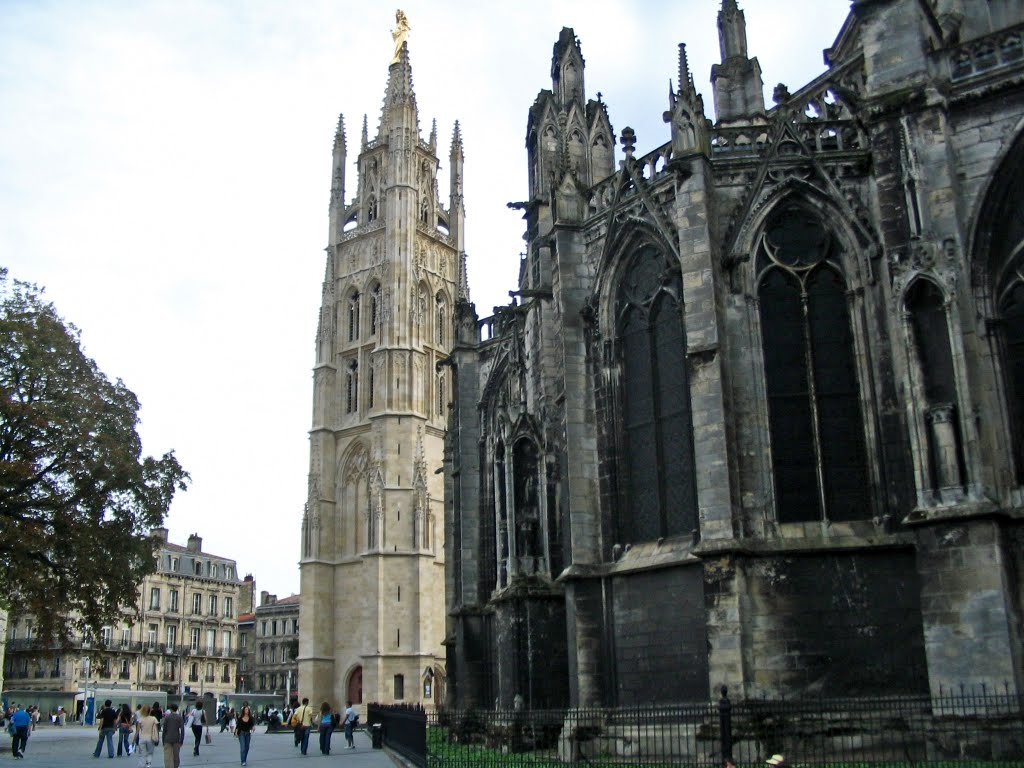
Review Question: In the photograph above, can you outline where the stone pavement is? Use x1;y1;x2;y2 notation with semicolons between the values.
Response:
3;725;398;768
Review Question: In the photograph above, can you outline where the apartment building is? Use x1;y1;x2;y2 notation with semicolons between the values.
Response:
3;529;241;700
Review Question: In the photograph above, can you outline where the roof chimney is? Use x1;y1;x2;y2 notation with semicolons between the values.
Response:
186;533;202;553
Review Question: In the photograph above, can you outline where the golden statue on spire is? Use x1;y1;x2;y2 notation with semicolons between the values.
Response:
391;10;410;65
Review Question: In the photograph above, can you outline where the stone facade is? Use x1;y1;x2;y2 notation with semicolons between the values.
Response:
3;529;241;700
446;1;1024;708
298;34;458;708
251;592;299;699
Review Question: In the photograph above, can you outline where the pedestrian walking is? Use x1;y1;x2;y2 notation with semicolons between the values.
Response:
343;701;359;749
94;699;119;758
117;703;134;756
317;702;334;755
160;704;184;768
185;703;206;756
292;698;314;755
8;703;30;759
235;705;255;766
135;705;160;768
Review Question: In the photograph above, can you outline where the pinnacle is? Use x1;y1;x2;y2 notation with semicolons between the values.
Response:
678;43;692;92
378;40;419;138
451;120;463;154
333;113;346;152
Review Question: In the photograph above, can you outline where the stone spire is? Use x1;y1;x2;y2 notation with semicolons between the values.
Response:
329;113;347;223
551;27;585;108
711;0;766;126
377;36;419;140
449;121;465;256
718;0;748;60
664;44;709;158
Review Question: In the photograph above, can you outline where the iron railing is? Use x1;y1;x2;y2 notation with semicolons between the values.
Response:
369;703;427;768
426;689;1024;767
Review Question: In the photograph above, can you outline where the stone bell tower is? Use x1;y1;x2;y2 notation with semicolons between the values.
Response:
299;11;466;707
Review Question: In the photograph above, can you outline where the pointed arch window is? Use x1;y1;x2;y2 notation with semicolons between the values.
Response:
436;369;446;418
345;359;359;414
757;207;869;522
348;292;361;342
615;243;697;542
983;130;1024;484
436;294;447;347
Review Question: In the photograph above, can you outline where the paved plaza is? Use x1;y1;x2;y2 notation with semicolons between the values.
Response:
3;725;396;768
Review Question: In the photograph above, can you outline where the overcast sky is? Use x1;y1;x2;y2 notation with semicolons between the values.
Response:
0;1;853;598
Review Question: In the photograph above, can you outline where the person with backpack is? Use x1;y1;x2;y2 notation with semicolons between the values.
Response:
343;701;359;749
316;702;334;755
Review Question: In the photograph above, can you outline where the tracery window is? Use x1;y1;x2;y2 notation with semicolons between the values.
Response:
436;294;447;346
985;132;1024;483
615;243;697;542
999;267;1024;481
348;292;361;342
346;360;359;414
757;206;869;522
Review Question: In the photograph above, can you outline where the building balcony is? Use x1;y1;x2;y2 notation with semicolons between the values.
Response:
204;675;215;683
188;674;199;683
118;672;131;680
162;673;176;682
50;670;62;678
145;673;157;681
33;670;45;679
220;674;232;684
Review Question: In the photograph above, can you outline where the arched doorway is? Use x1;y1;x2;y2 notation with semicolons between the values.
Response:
346;666;363;705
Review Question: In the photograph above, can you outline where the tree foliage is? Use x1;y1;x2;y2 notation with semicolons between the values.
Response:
0;269;189;643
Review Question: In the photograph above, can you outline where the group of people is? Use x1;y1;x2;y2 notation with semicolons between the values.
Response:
289;697;359;756
8;695;359;766
92;699;179;767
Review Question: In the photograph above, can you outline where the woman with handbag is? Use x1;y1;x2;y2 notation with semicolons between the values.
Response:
134;705;159;768
186;703;207;756
116;704;134;757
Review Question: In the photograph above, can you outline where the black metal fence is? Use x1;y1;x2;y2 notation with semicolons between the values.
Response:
368;703;428;768
425;689;1024;766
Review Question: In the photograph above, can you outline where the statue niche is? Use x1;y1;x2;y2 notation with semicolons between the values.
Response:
513;438;542;575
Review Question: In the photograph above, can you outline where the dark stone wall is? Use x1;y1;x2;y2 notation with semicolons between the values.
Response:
493;591;569;709
611;565;709;705
746;551;928;695
452;611;494;709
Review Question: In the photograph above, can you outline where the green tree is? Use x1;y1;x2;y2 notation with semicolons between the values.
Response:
0;268;189;643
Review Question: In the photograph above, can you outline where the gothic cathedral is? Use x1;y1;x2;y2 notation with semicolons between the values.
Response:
445;1;1024;708
298;31;464;706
